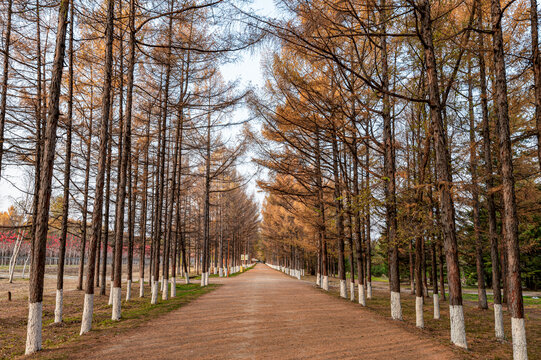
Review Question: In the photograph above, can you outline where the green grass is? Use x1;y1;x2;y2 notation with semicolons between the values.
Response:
342;274;388;283
461;292;541;306
96;283;217;328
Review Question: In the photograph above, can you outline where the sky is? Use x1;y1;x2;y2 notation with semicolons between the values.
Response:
0;0;278;212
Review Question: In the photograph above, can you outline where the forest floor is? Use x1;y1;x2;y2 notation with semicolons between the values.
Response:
303;274;541;359
42;263;459;360
0;271;218;359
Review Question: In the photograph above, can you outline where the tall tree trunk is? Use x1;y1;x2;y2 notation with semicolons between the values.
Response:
352;136;365;305
476;0;504;334
55;0;74;323
26;0;70;354
364;138;372;300
415;235;424;328
202;99;211;287
139;110;151;297
417;0;466;348
30;0;44;262
380;0;400;318
530;0;541;170
111;0;136;319
0;0;13;178
331;128;346;298
100;96;113;296
431;239;440;319
467;60;488;310
80;0;114;334
315;126;328;290
491;0;528;356
77;85;94;291
126;152;137;301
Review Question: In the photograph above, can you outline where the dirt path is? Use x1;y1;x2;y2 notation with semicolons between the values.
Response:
76;264;458;360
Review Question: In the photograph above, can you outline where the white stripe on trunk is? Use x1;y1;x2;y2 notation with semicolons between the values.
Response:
126;280;132;301
416;296;424;328
511;317;528;360
112;287;122;320
201;272;207;287
316;273;320;286
139;277;144;297
162;279;169;300
108;280;114;305
358;285;366;306
151;280;158;304
171;277;176;297
80;293;94;335
494;304;504;340
54;289;63;323
449;305;467;349
339;280;347;298
367;282;372;299
433;294;440;319
390;291;402;320
350;282;355;301
25;302;42;355
219;268;223;277
322;275;329;291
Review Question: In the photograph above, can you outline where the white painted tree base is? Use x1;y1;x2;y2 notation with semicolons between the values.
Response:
340;280;347;298
139;278;144;298
219;268;223;277
171;277;176;297
367;282;372;299
80;294;94;335
494;304;505;340
126;280;132;301
185;273;190;284
391;291;403;320
108;281;114;305
162;279;169;300
213;267;217;275
322;276;329;291
511;317;528;360
449;305;468;349
416;296;424;328
200;273;205;287
25;302;42;355
112;287;121;320
151;281;158;304
358;285;366;306
54;289;63;323
350;282;355;301
433;294;440;319
316;273;321;286
162;278;167;297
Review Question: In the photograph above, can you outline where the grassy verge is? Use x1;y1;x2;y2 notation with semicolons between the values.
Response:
1;283;218;359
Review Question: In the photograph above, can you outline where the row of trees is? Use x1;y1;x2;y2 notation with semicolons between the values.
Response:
0;0;260;355
254;0;540;359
